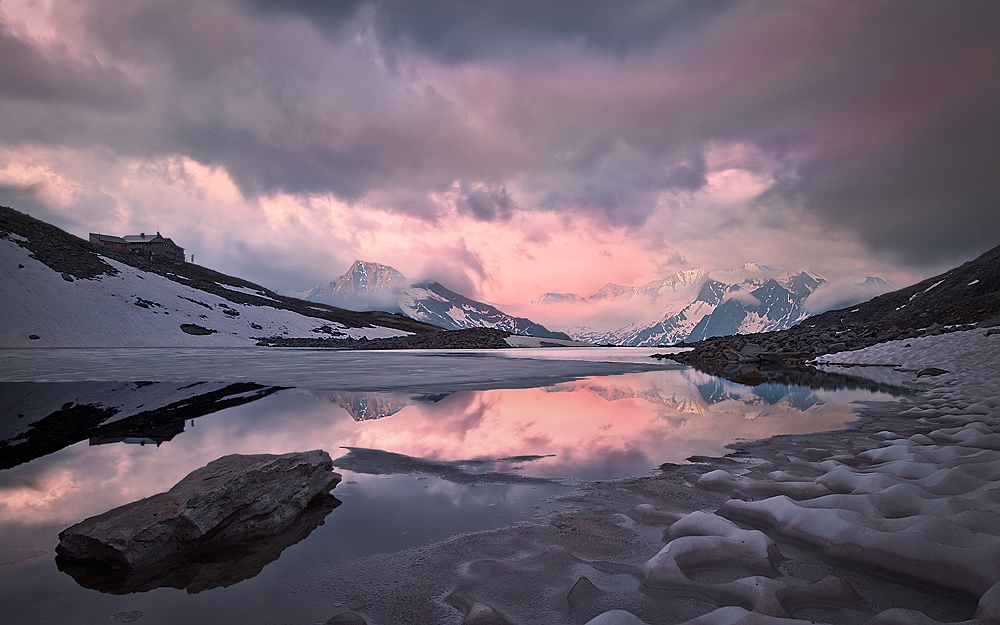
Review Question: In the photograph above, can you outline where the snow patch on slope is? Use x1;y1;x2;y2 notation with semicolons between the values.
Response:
0;239;409;347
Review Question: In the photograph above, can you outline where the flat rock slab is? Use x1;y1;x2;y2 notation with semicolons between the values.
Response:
56;450;341;593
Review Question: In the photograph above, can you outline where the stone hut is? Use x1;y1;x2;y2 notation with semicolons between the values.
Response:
90;231;185;262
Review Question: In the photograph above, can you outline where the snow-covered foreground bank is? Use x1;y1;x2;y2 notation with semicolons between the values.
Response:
293;329;1000;624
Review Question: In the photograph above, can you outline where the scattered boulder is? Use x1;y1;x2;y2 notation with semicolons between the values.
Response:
327;612;368;624
723;348;741;361
922;322;944;336
757;352;788;365
56;451;341;594
180;323;216;335
733;370;767;386
917;367;950;378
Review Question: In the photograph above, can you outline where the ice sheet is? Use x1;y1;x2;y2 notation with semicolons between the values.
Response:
0;347;676;392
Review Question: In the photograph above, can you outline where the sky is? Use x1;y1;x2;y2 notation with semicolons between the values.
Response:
1;0;998;307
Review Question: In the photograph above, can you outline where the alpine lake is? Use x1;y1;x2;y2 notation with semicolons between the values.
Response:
0;347;911;624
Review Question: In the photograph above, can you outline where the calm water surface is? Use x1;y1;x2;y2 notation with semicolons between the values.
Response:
0;348;905;624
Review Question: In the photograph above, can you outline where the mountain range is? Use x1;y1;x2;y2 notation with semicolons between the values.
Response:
0;204;922;350
528;265;891;346
305;259;894;347
304;261;571;340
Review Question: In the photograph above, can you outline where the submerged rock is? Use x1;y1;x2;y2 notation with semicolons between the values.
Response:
56;450;341;594
917;366;950;377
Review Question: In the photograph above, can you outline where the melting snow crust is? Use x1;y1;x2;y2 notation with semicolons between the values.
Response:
301;329;1000;624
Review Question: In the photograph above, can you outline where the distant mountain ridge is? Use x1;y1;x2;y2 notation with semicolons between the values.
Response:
534;264;891;346
305;261;571;340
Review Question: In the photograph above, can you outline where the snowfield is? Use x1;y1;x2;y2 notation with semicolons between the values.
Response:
0;238;411;347
817;325;1000;373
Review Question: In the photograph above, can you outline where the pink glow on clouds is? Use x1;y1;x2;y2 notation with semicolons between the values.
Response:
0;0;994;306
0;141;924;307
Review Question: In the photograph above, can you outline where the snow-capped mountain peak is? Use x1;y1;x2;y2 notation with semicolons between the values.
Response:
533;262;890;347
589;282;635;301
305;261;570;340
341;260;408;293
531;292;584;306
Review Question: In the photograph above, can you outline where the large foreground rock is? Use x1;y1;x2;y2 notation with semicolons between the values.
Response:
56;450;341;593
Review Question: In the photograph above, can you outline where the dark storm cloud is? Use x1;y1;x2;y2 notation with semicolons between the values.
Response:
2;0;999;269
764;83;1000;266
755;1;1000;265
0;182;98;238
167;115;456;202
247;0;736;58
534;145;708;227
0;0;500;202
0;24;142;110
0;182;47;214
455;183;515;222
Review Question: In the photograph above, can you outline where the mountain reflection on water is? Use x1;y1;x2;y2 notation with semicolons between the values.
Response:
0;369;906;483
308;370;899;481
310;390;452;421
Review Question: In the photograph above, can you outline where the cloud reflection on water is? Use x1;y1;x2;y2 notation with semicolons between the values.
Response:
0;369;897;536
323;369;889;480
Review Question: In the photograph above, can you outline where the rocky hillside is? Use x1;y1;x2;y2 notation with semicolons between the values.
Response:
668;242;1000;382
256;327;516;349
807;243;1000;327
0;206;442;347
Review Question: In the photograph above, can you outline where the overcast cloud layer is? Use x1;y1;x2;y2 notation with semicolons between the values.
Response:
0;0;997;303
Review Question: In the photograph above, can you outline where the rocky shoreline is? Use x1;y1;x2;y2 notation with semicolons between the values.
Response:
657;242;1000;386
255;327;515;350
662;299;1000;386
